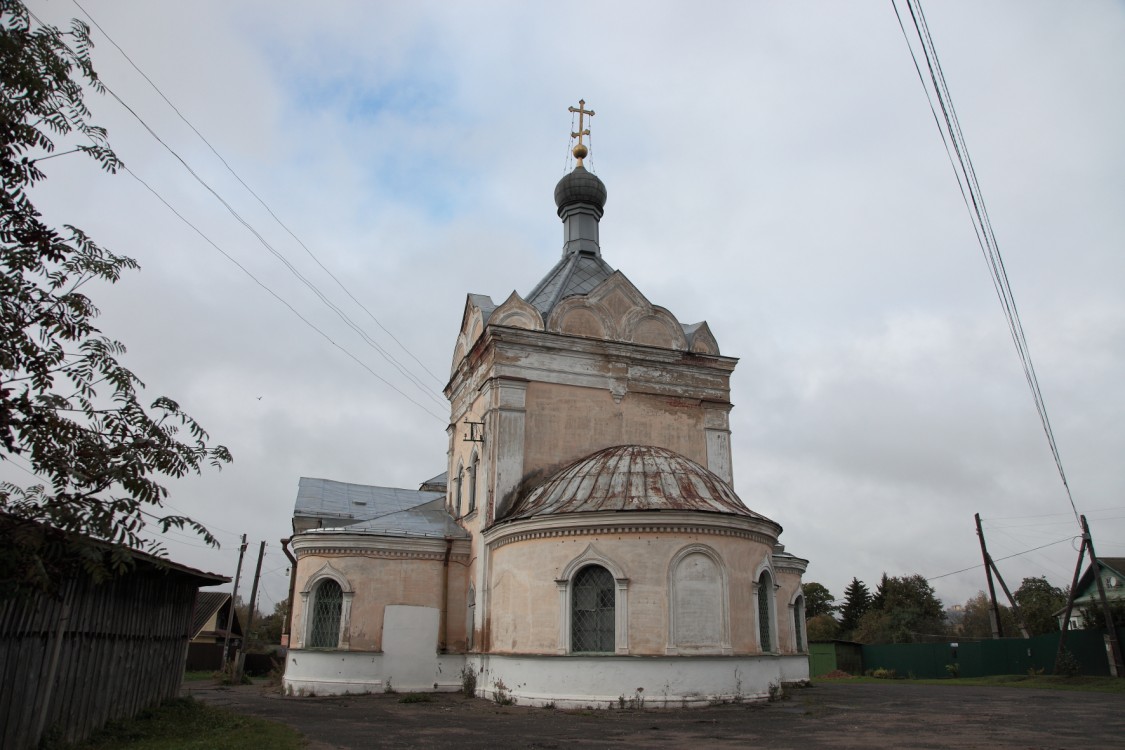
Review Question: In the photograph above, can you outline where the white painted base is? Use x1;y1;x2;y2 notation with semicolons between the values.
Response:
282;650;466;696
469;653;798;708
283;646;809;705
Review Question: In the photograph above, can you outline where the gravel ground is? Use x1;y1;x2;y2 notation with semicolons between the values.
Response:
186;679;1125;749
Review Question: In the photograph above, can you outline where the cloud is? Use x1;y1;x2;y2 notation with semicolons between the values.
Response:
10;0;1124;611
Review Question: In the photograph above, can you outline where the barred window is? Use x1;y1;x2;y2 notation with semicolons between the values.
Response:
758;571;773;652
309;579;343;648
794;595;805;652
572;565;614;653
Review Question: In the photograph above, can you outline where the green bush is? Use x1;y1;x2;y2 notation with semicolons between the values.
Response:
1054;649;1081;677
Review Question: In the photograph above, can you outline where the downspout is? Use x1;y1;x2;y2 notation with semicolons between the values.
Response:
439;537;453;652
280;538;298;647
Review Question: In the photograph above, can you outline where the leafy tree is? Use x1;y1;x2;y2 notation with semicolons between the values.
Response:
235;596;287;651
853;573;946;644
956;591;1017;639
801;581;837;618
839;577;871;633
0;0;230;597
806;613;840;642
256;598;289;647
1013;576;1066;635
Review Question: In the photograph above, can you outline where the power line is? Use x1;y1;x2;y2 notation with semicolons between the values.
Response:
122;166;446;422
926;536;1074;581
72;0;447;391
891;0;1081;526
26;5;447;419
983;506;1125;523
100;85;446;409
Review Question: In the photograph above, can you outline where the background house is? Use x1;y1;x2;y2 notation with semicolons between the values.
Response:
186;592;243;672
1057;557;1125;630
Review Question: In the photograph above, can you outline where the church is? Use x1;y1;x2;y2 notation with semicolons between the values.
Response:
282;103;810;706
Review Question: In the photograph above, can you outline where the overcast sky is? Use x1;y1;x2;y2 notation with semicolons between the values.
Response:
14;0;1125;618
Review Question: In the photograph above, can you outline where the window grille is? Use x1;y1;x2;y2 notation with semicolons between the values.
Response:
794;596;805;652
572;565;614;653
758;572;772;652
309;579;343;648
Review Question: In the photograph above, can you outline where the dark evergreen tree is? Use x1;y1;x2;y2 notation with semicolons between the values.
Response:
853;574;946;644
839;577;871;632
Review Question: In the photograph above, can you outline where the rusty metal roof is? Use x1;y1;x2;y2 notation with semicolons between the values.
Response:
503;445;771;521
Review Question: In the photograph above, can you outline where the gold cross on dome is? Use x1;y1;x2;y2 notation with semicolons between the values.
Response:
568;99;595;166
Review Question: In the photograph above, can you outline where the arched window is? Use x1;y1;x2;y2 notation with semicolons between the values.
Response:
468;454;478;514
308;579;343;648
793;594;806;652
572;565;615;653
758;570;774;652
454;464;464;517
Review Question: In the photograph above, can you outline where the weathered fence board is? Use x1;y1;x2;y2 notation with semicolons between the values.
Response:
0;555;225;750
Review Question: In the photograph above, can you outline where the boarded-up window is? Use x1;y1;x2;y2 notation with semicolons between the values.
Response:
758;571;773;652
672;552;722;647
309;579;343;648
468;456;478;513
572;566;614;653
466;585;476;650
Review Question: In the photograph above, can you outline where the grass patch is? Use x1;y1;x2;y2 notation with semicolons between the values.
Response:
812;674;1125;694
68;696;304;749
398;693;434;703
182;671;216;683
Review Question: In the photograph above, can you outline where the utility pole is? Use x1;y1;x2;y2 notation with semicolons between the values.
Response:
1055;515;1124;677
235;541;266;682
976;513;1004;638
974;513;1031;638
1082;516;1123;676
221;534;248;668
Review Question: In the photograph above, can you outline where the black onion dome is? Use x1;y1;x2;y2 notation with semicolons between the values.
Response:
554;165;607;214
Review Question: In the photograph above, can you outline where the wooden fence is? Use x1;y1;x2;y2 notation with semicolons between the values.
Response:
0;558;226;750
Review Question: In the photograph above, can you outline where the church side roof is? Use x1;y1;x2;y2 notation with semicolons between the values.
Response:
294;477;468;541
342;497;469;540
419;470;448;492
468;293;497;327
525;251;616;316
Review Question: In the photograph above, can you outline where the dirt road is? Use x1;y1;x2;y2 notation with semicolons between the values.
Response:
187;680;1124;749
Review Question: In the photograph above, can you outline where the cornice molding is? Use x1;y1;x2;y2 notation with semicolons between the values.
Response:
483;510;780;551
292;533;471;561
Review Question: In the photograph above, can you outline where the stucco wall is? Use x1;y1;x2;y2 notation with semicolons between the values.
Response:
291;549;470;653
484;527;792;657
522;383;709;482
